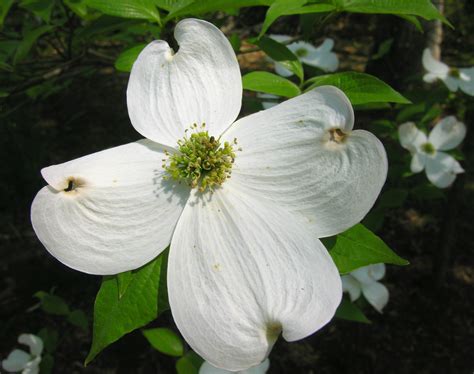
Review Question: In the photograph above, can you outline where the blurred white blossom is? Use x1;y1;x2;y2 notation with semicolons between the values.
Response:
2;334;43;374
200;358;270;374
341;263;389;313
422;48;474;96
399;117;466;188
269;35;339;77
256;92;279;109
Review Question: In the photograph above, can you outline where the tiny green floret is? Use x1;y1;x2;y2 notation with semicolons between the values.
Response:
449;67;460;78
163;124;238;192
421;142;436;155
295;48;308;57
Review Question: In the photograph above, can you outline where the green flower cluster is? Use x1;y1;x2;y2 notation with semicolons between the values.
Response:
163;124;238;192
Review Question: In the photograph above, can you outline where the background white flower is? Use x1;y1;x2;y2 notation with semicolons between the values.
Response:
399;117;466;188
2;334;43;374
256;92;279;109
269;35;339;77
341;263;389;313
31;19;387;371
422;48;474;96
200;358;270;374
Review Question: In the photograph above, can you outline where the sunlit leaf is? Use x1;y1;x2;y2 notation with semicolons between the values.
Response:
324;224;409;274
305;72;410;105
260;0;335;37
243;71;301;98
86;250;169;364
114;43;146;72
85;0;161;23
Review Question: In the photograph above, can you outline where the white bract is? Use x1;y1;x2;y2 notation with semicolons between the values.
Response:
399;117;466;188
422;48;474;96
200;358;270;374
2;334;43;374
269;35;339;77
341;263;389;313
31;19;388;371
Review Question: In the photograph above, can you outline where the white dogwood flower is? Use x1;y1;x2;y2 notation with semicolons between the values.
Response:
341;264;389;313
2;334;43;374
399;117;466;188
269;35;339;77
256;92;279;109
200;358;270;374
422;48;474;96
31;19;387;371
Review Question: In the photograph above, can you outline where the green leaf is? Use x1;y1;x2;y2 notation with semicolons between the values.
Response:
13;25;54;64
64;0;93;19
243;71;301;98
86;250;169;364
335;298;370;324
142;328;184;357
228;33;241;53
39;354;54;374
305;72;410;105
398;14;423;32
257;36;304;81
324;224;409;274
176;351;203;374
68;309;89;331
371;38;393;60
337;0;451;26
166;0;273;20
85;0;161;23
34;291;70;316
19;0;55;23
0;0;14;26
260;0;335;37
115;43;146;72
37;328;59;353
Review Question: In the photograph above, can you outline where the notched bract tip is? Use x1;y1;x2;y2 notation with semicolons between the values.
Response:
61;177;85;195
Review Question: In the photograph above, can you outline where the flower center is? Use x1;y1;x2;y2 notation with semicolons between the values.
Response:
163;124;238;192
329;128;347;143
295;48;308;57
421;142;436;155
449;67;460;78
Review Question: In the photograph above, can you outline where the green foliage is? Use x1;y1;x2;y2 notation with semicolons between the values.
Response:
165;0;273;20
67;310;89;331
257;36;304;81
243;71;301;97
335;298;370;324
13;25;54;64
35;291;70;316
142;328;184;357
39;354;54;374
335;0;450;26
86;250;169;364
19;0;55;23
115;43;146;72
85;0;162;23
324;224;409;274
37;327;59;352
0;0;14;26
176;351;204;374
260;0;335;37
305;72;410;105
